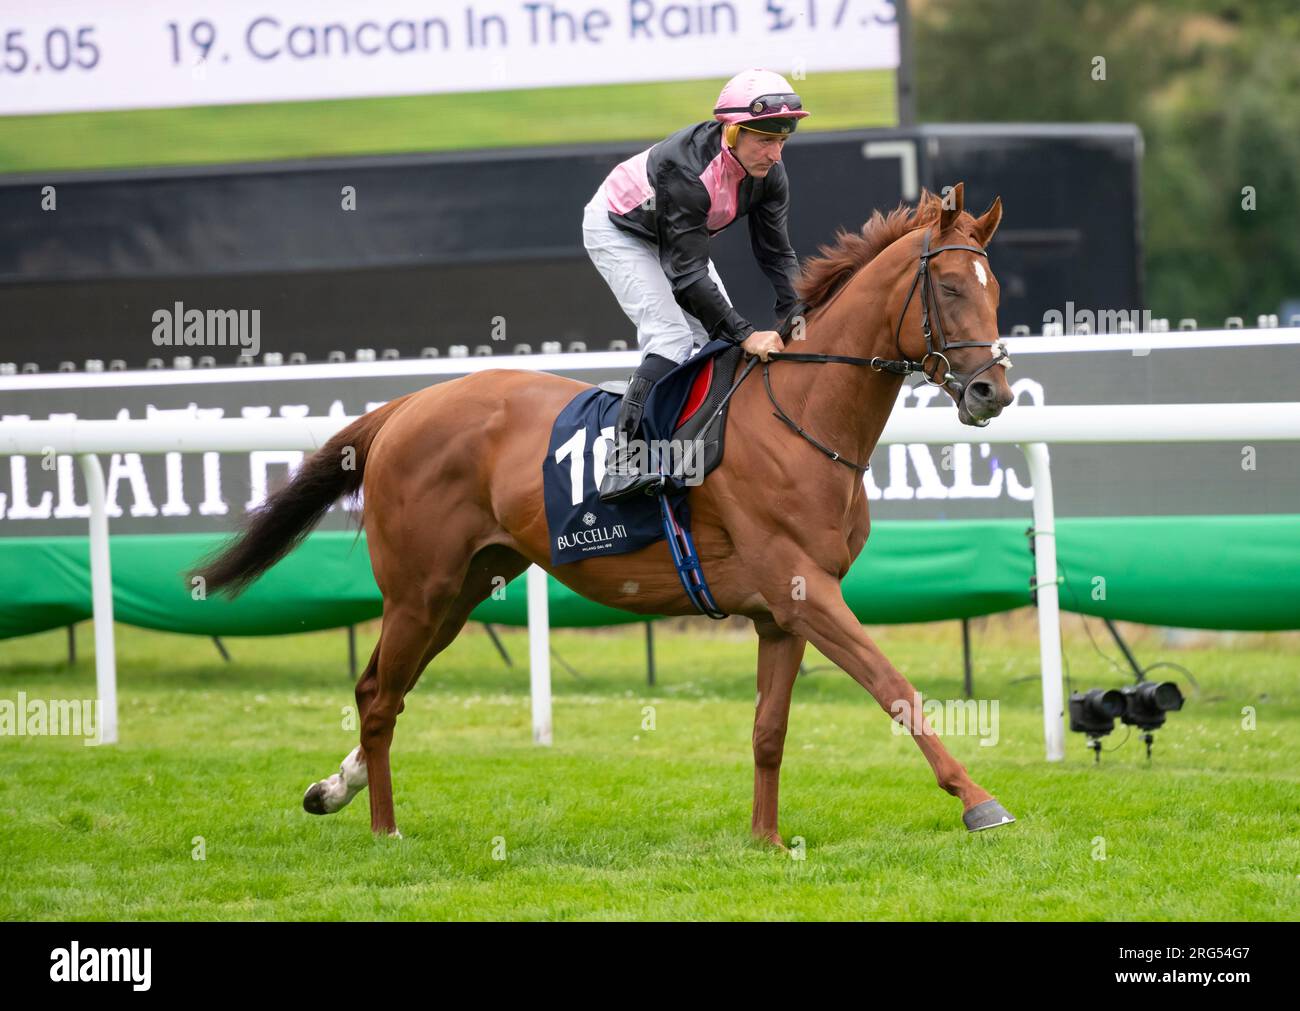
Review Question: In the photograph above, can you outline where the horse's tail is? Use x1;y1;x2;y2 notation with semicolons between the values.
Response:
190;395;412;597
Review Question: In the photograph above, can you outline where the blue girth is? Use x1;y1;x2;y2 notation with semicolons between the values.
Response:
658;490;728;620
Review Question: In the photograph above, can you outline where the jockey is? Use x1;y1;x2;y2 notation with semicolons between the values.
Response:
583;68;808;502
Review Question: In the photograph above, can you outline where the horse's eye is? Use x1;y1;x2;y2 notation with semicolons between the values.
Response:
941;284;960;296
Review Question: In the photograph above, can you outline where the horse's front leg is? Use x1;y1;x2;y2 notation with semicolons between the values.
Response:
750;617;806;849
766;567;1015;833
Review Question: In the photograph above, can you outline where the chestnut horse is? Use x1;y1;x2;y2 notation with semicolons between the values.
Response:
195;183;1017;844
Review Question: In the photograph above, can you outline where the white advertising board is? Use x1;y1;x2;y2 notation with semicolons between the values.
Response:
0;0;900;115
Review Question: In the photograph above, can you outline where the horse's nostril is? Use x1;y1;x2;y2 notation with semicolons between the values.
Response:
969;381;994;403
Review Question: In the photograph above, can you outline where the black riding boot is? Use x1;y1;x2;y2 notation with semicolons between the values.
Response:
598;352;678;503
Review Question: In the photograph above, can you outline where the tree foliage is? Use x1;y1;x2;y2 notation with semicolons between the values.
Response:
914;0;1300;322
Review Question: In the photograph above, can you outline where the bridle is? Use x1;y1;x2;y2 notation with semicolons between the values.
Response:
750;228;1013;472
879;228;1012;409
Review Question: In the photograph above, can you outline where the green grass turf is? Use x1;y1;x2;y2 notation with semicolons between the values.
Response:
0;70;894;174
0;614;1296;921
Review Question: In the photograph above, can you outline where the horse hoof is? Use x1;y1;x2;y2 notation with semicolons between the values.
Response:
963;798;1016;833
303;782;328;815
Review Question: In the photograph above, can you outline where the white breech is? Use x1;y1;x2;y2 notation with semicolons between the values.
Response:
582;181;733;366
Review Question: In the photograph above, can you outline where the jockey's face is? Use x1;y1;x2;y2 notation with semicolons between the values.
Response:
732;128;788;178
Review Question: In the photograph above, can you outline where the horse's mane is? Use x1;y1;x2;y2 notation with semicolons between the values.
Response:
794;189;948;311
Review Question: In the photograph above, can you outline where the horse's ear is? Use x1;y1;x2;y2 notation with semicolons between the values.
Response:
973;195;1003;247
939;182;964;232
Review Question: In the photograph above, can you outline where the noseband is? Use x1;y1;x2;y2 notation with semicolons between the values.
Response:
747;227;1013;473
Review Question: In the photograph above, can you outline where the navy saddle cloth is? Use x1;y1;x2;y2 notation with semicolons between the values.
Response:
542;339;743;565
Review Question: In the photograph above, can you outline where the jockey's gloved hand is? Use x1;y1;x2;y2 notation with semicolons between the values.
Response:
742;330;784;361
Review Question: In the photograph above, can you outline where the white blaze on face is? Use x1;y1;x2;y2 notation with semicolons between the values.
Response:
973;260;988;288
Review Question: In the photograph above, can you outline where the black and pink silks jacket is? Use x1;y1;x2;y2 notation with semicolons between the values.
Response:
599;120;801;345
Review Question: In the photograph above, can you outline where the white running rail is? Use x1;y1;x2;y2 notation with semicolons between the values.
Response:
3;401;1299;758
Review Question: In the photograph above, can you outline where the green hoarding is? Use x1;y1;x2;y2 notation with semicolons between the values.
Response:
3;514;1297;640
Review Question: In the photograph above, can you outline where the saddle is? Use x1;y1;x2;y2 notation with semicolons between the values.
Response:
563;317;804;617
599;342;745;489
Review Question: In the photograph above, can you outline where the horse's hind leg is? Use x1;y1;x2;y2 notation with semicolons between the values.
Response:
365;547;531;836
301;599;445;832
303;638;388;817
303;547;530;834
302;640;389;818
361;601;443;836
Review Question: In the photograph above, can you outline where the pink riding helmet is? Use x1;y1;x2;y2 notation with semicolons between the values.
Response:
713;69;810;128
